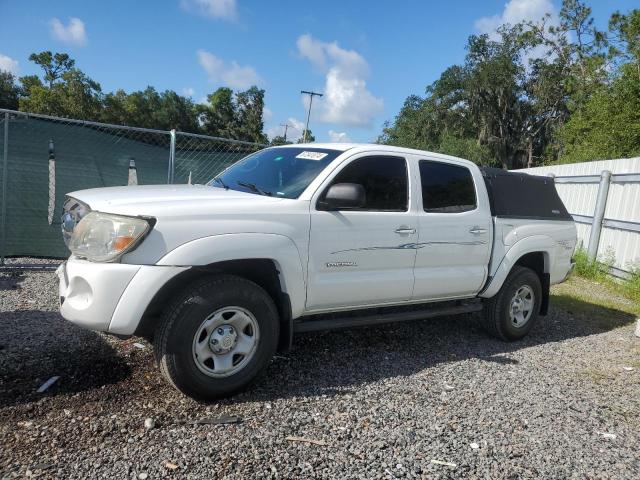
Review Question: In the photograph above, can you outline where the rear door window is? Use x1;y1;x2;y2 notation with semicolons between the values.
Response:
419;161;476;213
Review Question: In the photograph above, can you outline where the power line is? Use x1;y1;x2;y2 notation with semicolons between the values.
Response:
300;90;323;143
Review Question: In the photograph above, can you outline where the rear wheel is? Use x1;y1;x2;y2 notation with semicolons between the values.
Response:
481;266;541;341
154;275;279;401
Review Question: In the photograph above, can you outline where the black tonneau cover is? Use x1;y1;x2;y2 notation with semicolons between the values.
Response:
479;167;572;221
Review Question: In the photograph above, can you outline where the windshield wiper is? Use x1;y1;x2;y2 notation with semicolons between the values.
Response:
212;176;229;189
237;181;272;196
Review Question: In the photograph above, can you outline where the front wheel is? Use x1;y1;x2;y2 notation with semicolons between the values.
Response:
154;275;279;401
481;266;542;341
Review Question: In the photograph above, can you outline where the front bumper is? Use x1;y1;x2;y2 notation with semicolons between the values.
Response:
58;258;188;335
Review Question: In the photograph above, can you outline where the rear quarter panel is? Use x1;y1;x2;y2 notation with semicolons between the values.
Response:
480;218;577;298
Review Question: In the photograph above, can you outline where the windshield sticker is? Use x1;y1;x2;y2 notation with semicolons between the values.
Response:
296;151;328;161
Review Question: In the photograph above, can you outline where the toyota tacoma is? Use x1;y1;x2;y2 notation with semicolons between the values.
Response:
58;144;576;400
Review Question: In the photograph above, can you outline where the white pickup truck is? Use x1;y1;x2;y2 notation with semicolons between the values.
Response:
58;144;576;400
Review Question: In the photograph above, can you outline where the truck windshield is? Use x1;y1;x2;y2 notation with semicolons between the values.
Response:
207;147;343;199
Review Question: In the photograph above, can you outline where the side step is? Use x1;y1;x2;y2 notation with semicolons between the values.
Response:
294;300;483;333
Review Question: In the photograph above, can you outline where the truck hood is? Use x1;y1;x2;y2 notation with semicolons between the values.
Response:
68;184;283;215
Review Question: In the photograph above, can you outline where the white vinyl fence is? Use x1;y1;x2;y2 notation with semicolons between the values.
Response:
514;158;640;277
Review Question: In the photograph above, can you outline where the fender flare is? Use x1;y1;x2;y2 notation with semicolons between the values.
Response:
156;233;307;318
479;235;553;299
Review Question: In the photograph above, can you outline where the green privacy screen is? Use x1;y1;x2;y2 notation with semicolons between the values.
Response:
0;111;263;259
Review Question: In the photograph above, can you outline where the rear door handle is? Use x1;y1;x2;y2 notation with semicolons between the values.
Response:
395;227;416;235
469;226;487;234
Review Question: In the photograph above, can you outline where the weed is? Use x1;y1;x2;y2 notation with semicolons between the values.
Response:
571;248;640;308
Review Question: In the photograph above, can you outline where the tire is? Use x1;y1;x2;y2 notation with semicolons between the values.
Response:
154;274;279;401
481;266;542;341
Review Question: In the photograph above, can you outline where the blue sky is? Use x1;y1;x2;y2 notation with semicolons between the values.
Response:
0;0;636;143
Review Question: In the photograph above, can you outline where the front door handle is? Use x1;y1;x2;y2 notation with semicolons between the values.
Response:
469;226;487;234
395;227;416;235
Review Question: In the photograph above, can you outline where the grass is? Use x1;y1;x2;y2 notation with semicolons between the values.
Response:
571;247;640;310
620;267;640;305
552;273;639;326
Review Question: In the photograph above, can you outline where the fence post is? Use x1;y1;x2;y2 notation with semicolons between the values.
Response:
587;170;611;261
0;112;8;266
168;129;176;184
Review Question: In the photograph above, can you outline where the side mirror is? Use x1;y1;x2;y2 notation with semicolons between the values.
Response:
318;183;366;210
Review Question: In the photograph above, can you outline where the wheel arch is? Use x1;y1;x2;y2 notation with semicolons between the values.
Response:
135;258;295;352
135;233;306;352
480;235;553;315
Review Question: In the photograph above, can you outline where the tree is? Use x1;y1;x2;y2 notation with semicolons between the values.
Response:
14;51;273;140
155;90;199;132
198;86;268;142
102;87;199;131
20;68;102;119
199;87;236;137
557;66;640;162
379;0;627;168
270;135;291;146
298;129;315;143
235;86;268;143
18;51;102;119
0;70;20;110
381;25;531;168
557;9;640;162
609;9;640;78
464;28;527;169
28;51;75;87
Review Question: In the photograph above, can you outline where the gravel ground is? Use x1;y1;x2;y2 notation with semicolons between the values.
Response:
1;261;639;479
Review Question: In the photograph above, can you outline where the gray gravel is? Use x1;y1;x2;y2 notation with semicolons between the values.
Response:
1;262;639;479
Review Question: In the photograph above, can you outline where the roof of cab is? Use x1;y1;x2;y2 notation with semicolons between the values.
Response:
272;142;358;152
273;142;477;167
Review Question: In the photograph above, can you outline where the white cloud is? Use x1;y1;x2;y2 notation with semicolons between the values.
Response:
328;130;352;143
197;49;262;89
182;87;195;97
296;34;383;128
0;54;19;74
181;0;237;21
50;17;87;46
262;106;273;121
475;0;556;39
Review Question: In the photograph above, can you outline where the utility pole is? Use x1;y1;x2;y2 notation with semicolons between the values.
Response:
301;90;323;143
279;123;291;142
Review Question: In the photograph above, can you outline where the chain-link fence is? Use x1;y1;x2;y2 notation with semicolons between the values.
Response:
0;109;266;264
173;131;265;185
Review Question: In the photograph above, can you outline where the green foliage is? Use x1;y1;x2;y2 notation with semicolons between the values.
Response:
381;0;640;168
10;50;269;142
270;135;291;146
557;64;640;162
28;51;75;87
102;87;199;131
19;68;103;120
572;247;640;305
0;70;20;109
380;21;572;168
199;87;236;137
573;248;607;281
437;134;494;165
621;267;640;305
198;86;268;143
234;86;268;143
298;129;315;143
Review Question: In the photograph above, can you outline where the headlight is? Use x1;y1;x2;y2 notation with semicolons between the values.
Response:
69;212;155;262
61;197;91;247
